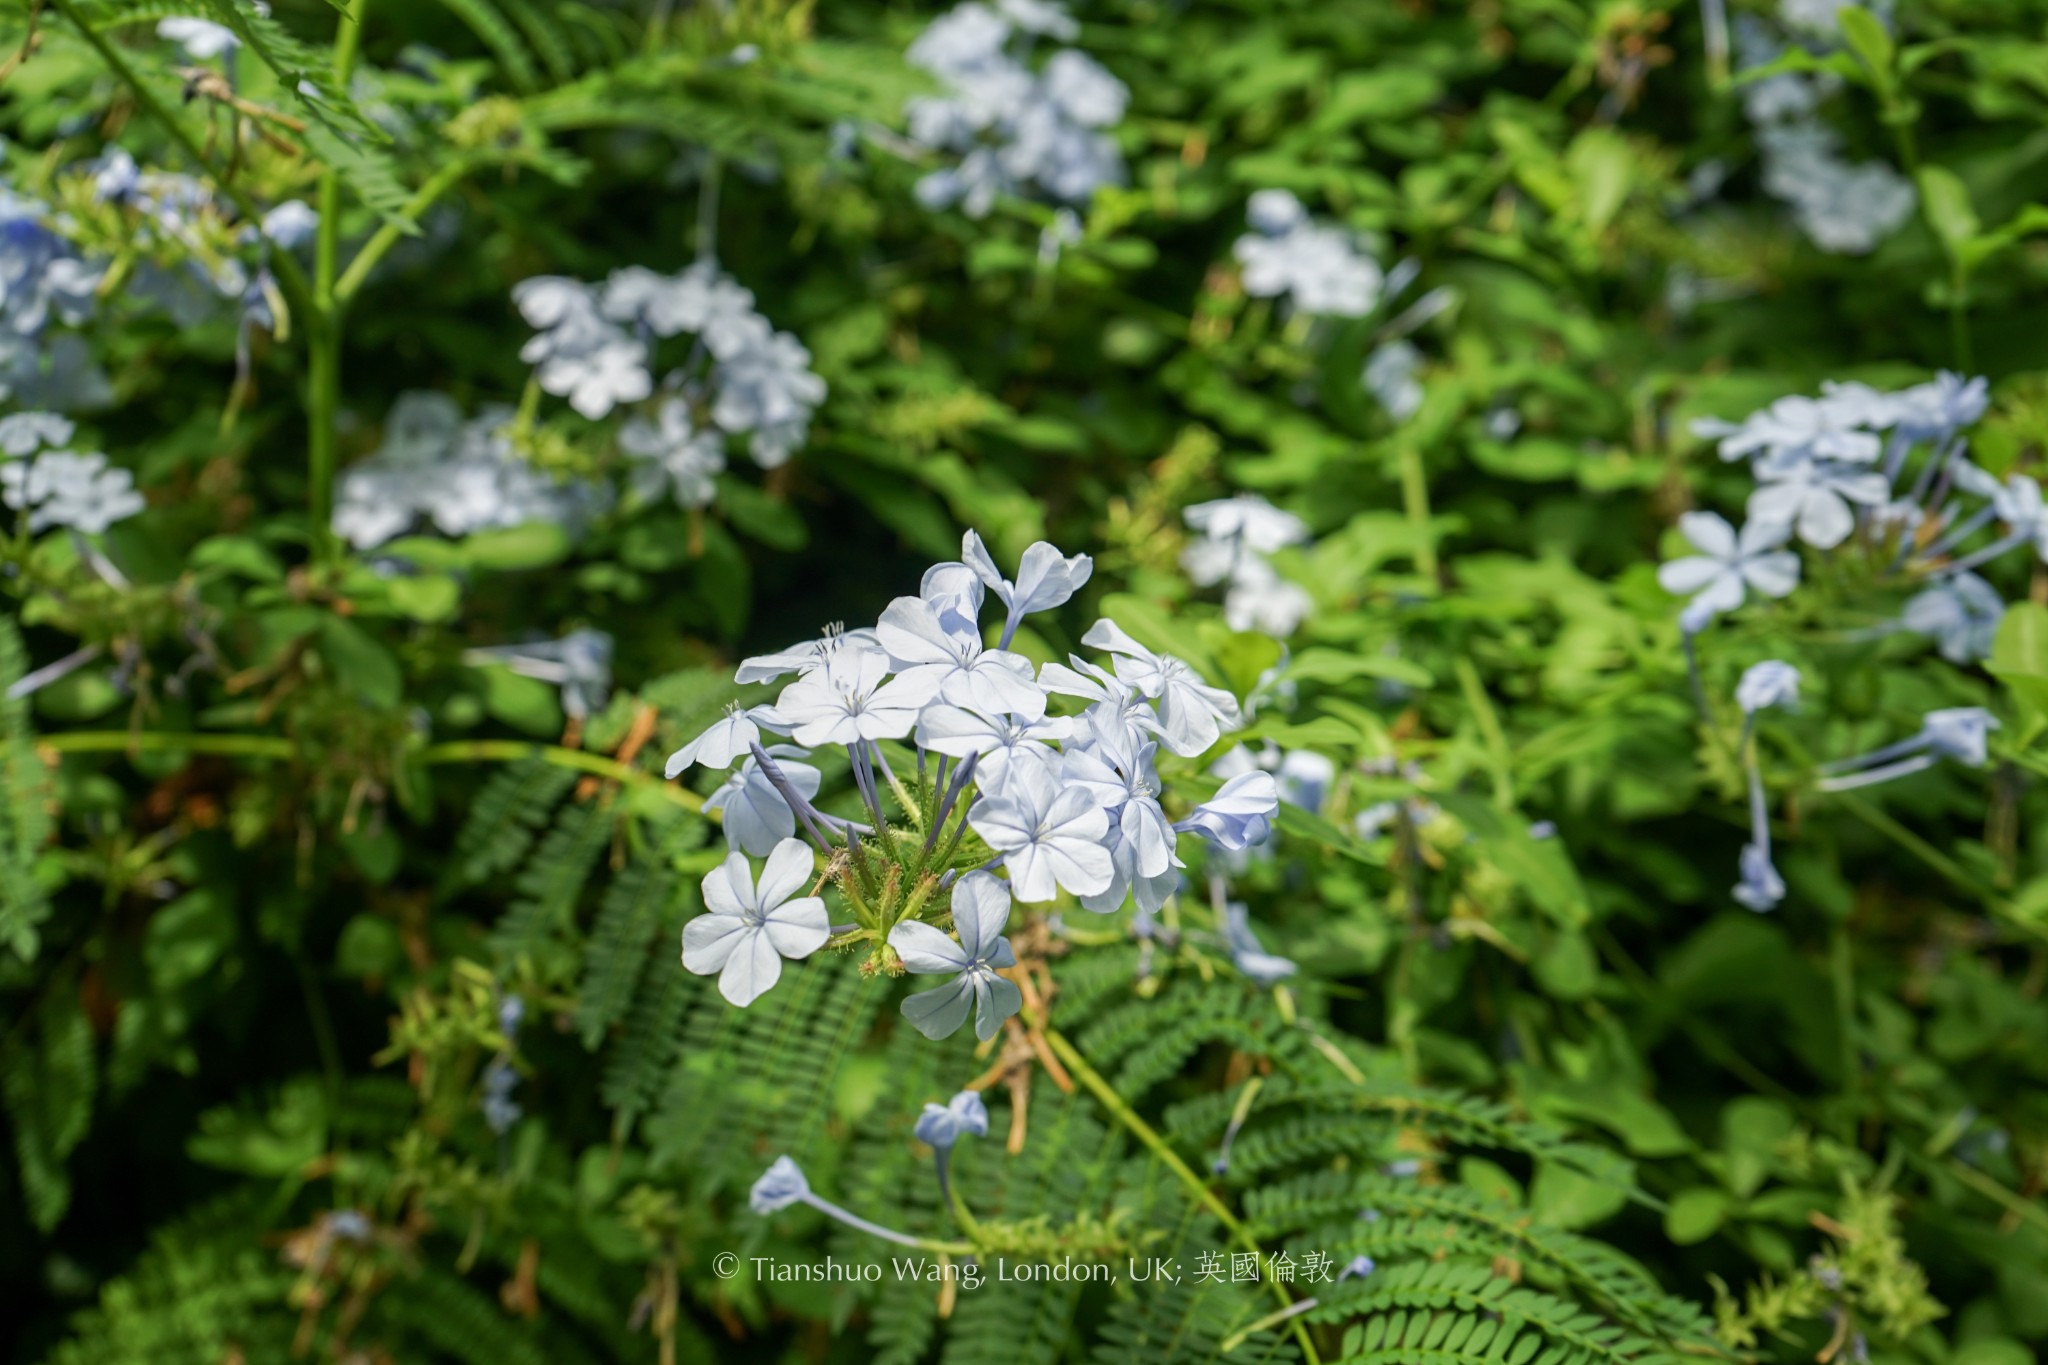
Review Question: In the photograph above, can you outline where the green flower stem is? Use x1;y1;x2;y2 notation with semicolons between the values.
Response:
1397;444;1437;582
1037;1022;1321;1365
36;731;704;812
308;0;370;559
332;157;473;304
1830;793;2043;945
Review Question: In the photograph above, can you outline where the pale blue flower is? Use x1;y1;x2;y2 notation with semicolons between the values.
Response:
914;704;1068;788
702;747;822;857
1887;371;1987;441
734;625;881;686
620;398;725;509
1694;393;1883;466
665;702;789;774
1747;456;1889;548
750;1155;811;1212
1177;770;1280;852
158;16;241;60
1183;494;1306;555
1902;573;2003;663
260;200;319;249
682;839;830;1006
0;411;73;456
1040;50;1126;127
1363;341;1425;422
1219;900;1296;985
1922;707;1997;766
1735;660;1800;714
1732;842;1784;912
876;593;1046;717
465;629;612;719
1246;189;1307;236
749;1156;928;1247
961;530;1094;625
888;872;1023;1040
774;643;930;746
914;1090;990;1150
709;324;825;469
1234;220;1382;317
1081;618;1243;756
1;450;143;534
968;759;1113;902
1656;511;1801;615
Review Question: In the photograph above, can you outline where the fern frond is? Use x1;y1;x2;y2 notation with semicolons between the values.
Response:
447;757;579;889
2;978;96;1230
485;792;616;960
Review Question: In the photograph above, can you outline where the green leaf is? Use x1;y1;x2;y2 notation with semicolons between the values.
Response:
462;522;573;571
1435;793;1590;928
146;889;237;991
386;573;462;623
1989;601;2048;724
318;616;404;708
1917;165;1981;254
1838;6;1896;82
1663;1187;1730;1245
480;667;565;737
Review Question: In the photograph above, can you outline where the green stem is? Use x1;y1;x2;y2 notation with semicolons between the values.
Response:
1453;655;1513;811
307;0;368;560
1397;445;1438;582
1829;919;1859;1139
1830;793;2043;944
1038;1024;1320;1365
332;158;471;303
305;313;341;555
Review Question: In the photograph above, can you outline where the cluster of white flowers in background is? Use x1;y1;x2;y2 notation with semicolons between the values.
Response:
666;531;1284;1035
902;1;1128;218
1734;10;1914;255
1180;493;1313;637
513;260;825;473
1661;372;2015;658
0;183;107;411
333;392;607;551
0;411;143;536
1233;189;1382;318
1659;372;2013;912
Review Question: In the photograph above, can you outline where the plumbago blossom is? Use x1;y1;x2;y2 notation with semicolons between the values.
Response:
0;412;144;537
667;531;1286;1037
902;2;1128;217
1659;373;2019;911
1732;12;1914;255
333;392;607;551
1181;494;1313;637
1671;373;2018;660
1233;189;1382;318
513;260;825;474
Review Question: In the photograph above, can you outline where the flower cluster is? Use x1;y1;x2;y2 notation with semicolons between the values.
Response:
1232;189;1382;318
1663;372;2010;657
0;411;143;536
1180;494;1312;637
667;531;1284;1037
333;392;606;551
513;260;824;473
0;182;106;410
1734;14;1914;255
903;1;1128;218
